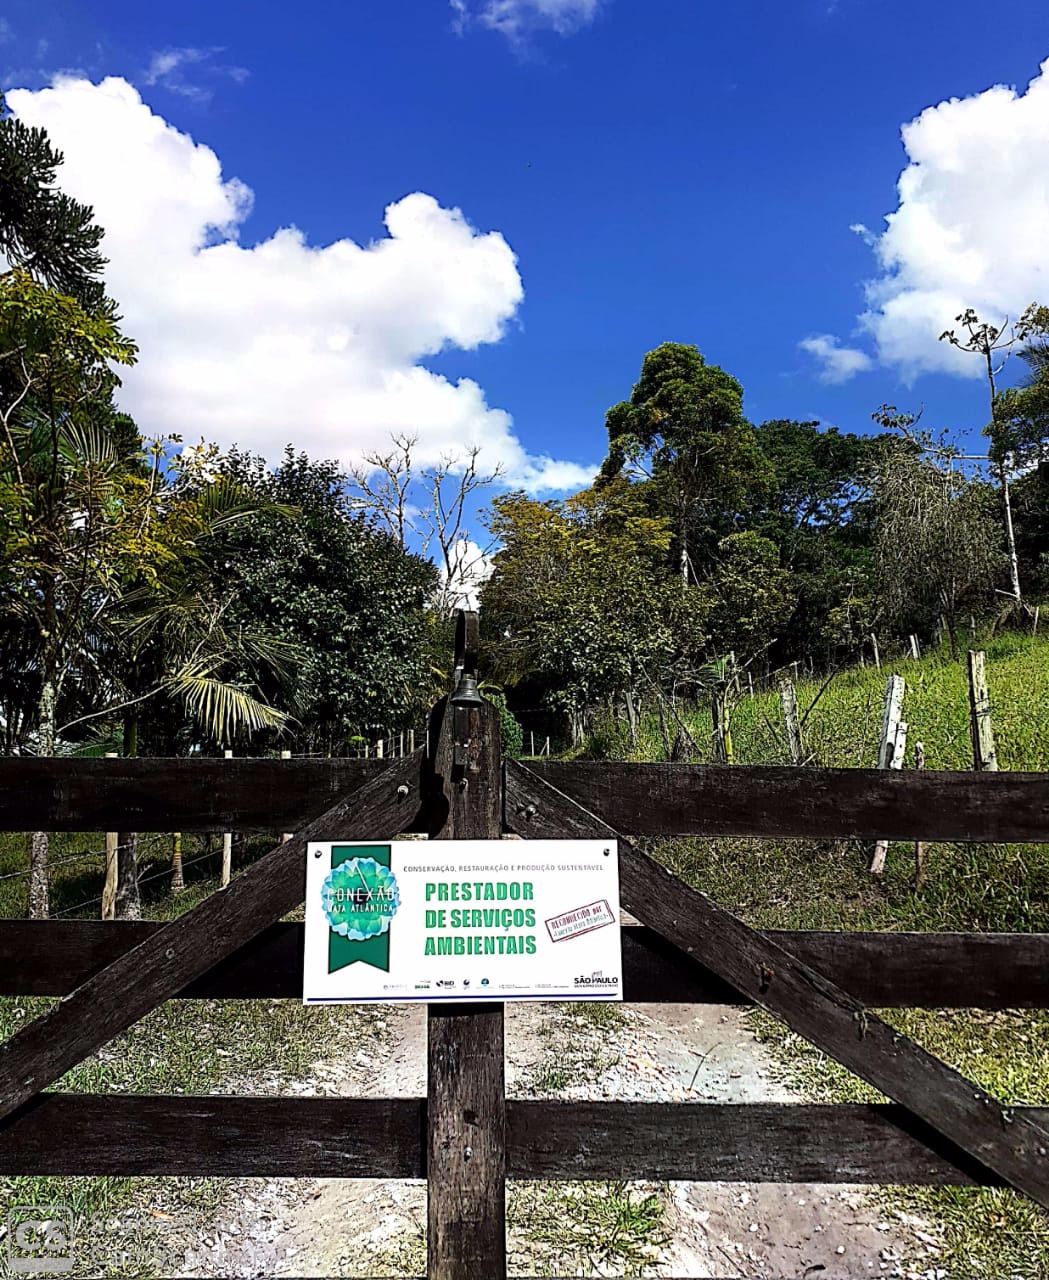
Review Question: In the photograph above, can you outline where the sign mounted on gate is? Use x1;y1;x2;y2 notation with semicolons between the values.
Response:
302;839;621;1004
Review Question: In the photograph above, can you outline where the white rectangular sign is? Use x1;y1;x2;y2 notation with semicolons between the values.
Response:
303;839;621;1003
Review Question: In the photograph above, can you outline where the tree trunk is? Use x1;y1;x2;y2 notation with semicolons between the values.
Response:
679;510;689;586
27;677;57;919
1000;462;1022;608
116;711;141;920
945;613;959;660
653;693;671;759
623;689;639;746
986;348;1022;610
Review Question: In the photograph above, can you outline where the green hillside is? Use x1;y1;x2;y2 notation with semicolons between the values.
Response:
584;632;1049;1278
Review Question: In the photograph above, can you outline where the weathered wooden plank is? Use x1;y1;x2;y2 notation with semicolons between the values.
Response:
506;1101;1049;1184
7;1093;1049;1185
0;753;423;1123
0;757;397;833
524;761;1049;841
6;756;1049;840
3;921;1047;1009
505;761;1049;1209
427;677;507;1280
0;1095;425;1176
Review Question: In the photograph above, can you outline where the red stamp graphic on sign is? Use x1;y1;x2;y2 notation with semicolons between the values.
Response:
545;899;616;943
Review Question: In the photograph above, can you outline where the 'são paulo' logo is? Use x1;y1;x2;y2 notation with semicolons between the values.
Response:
324;846;399;974
322;858;400;941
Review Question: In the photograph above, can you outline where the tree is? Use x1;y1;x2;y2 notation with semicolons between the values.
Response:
0;271;138;914
0;278;291;912
702;531;793;660
597;342;772;584
751;420;883;558
749;419;885;663
871;424;1003;655
939;305;1047;610
215;448;438;753
349;435;503;612
0;91;108;312
994;305;1049;469
482;479;708;743
68;442;297;758
0;98;136;914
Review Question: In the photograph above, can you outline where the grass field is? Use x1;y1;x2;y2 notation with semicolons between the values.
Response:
585;630;1049;1278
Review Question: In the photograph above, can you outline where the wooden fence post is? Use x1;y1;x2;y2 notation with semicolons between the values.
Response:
711;685;732;764
876;675;906;771
426;614;506;1280
170;832;184;896
870;633;881;670
908;634;920;661
779;679;803;765
914;741;926;889
967;650;998;772
871;675;907;875
221;749;233;888
102;752;119;920
280;749;293;843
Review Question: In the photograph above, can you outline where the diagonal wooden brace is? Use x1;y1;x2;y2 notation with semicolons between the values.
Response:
505;760;1049;1209
0;753;423;1123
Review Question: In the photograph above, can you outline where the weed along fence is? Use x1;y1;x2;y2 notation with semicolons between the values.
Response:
1;612;1049;1279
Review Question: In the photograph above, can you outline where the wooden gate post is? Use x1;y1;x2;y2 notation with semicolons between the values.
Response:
426;612;506;1280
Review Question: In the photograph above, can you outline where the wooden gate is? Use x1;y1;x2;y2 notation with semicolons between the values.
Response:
1;609;1049;1279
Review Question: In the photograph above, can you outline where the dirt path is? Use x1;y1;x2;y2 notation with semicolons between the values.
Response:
176;1000;942;1278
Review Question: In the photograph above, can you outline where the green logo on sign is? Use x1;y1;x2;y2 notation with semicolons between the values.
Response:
322;858;400;940
325;846;397;974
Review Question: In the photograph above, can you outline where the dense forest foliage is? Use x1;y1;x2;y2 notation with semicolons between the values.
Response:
481;333;1049;740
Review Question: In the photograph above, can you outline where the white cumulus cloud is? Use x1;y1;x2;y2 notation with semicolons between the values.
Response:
799;334;873;384
453;0;603;41
7;76;592;492
823;59;1049;383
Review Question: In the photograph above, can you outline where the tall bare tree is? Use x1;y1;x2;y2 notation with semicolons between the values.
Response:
939;305;1044;611
349;434;503;612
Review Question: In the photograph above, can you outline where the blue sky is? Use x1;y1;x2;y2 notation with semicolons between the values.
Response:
5;0;1049;485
